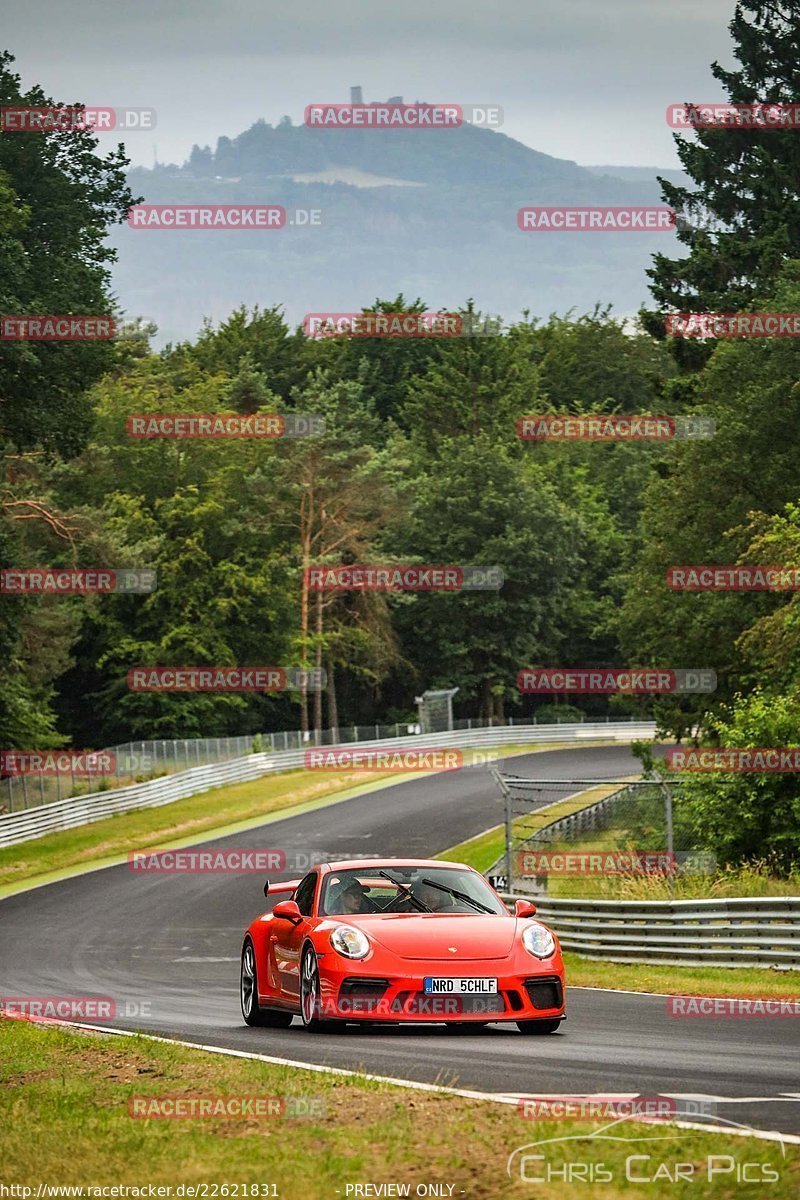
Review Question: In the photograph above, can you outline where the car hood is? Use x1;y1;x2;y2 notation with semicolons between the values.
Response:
362;914;519;961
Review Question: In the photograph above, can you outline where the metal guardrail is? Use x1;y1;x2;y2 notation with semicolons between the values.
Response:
528;786;629;842
0;753;279;849
2;714;651;813
505;894;800;969
0;721;655;849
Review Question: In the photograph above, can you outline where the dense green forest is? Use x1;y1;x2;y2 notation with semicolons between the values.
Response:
3;1;800;866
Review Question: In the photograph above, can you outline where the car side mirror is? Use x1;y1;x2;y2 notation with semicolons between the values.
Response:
272;899;302;923
515;899;537;918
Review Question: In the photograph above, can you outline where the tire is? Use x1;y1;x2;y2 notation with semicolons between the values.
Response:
240;939;294;1028
516;1018;562;1035
300;945;338;1032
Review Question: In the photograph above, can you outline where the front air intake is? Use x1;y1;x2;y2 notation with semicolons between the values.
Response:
523;976;563;1010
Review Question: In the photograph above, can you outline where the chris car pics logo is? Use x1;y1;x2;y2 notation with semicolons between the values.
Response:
507;1113;784;1184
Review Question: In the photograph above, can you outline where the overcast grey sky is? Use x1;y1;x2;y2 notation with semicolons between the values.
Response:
4;0;739;169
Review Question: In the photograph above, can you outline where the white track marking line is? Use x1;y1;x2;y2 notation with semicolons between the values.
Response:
10;1015;799;1146
571;985;800;1000
172;957;239;963
572;985;684;997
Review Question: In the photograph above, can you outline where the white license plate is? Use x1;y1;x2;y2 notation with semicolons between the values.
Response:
423;977;498;994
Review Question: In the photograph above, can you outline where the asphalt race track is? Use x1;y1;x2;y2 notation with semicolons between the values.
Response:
2;744;799;1137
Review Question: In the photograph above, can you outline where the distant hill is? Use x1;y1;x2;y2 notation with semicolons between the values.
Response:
112;118;686;344
584;164;691;188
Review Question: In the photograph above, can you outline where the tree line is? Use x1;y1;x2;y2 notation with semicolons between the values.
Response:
2;2;800;866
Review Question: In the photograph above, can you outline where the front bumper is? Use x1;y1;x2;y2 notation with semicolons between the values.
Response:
317;962;565;1022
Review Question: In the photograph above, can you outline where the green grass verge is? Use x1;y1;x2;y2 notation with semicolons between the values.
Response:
0;766;397;896
531;833;800;901
0;740;614;897
1;1017;796;1198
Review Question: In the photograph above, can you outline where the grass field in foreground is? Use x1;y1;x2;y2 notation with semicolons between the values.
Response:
1;1017;796;1199
0;740;580;894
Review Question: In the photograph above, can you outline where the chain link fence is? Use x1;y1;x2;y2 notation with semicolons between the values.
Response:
0;726;410;814
489;771;716;897
0;713;643;815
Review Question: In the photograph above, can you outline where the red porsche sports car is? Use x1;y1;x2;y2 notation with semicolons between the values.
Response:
240;858;565;1033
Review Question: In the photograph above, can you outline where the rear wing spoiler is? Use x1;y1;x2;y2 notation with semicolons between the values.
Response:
265;878;301;896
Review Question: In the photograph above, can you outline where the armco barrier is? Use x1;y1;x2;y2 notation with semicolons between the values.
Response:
0;753;279;849
0;721;655;849
4;714;649;813
507;894;800;969
525;785;629;842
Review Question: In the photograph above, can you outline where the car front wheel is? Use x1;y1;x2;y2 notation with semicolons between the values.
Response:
300;945;338;1032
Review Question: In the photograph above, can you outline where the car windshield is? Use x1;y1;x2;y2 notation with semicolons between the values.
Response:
320;866;507;916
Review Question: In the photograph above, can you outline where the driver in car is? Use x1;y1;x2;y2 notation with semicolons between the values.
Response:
336;880;370;914
413;880;454;911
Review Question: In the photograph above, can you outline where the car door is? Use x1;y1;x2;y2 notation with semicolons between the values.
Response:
272;871;317;1002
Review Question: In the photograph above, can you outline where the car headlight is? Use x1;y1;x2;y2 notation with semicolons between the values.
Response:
330;925;370;959
522;922;556;959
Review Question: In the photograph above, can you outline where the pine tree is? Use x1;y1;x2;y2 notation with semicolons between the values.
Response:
646;1;800;321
